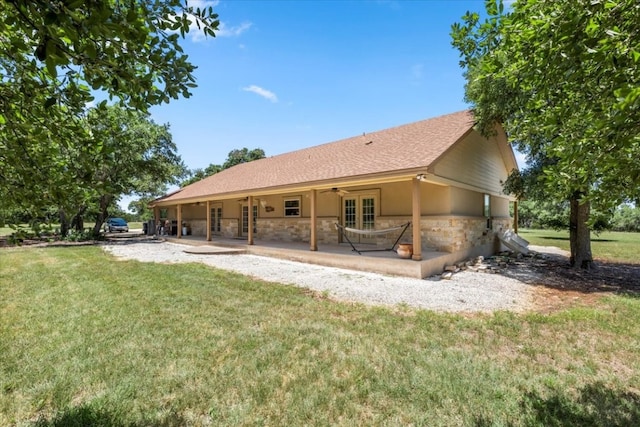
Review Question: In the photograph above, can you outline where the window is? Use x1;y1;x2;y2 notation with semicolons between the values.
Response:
484;194;492;229
284;198;301;217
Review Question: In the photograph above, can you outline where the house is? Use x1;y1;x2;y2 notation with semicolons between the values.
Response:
150;110;518;278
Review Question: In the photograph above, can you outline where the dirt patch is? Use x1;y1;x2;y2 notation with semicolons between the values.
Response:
504;246;640;313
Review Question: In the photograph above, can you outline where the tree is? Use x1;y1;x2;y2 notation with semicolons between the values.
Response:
451;0;640;269
82;105;187;236
0;1;218;223
181;163;223;187
222;148;266;169
610;204;640;232
180;148;265;187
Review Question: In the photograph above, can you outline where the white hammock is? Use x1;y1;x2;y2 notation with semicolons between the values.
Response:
341;223;409;236
335;222;411;254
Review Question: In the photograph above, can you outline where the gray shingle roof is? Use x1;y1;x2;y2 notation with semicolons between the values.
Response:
159;110;474;203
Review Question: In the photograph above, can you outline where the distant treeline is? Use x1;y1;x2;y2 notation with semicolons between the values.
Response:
516;201;640;232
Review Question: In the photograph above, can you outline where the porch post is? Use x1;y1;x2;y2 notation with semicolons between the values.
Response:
514;201;519;234
206;200;212;241
177;204;182;238
310;189;318;251
153;207;159;235
411;177;422;261
247;195;254;245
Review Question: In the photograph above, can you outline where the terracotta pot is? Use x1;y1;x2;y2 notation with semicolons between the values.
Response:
397;243;413;259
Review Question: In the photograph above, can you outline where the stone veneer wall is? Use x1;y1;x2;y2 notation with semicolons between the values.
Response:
188;219;206;236
421;216;513;253
221;219;239;238
180;215;513;254
255;218;339;244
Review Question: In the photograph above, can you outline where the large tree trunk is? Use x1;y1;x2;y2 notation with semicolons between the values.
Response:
569;193;594;270
92;195;113;237
71;206;87;232
59;209;69;237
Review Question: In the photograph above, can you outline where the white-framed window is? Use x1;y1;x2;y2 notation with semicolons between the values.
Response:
284;198;301;217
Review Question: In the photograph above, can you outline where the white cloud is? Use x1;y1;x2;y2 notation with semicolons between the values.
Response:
243;85;278;103
216;21;253;38
187;0;219;9
170;0;221;43
166;1;252;42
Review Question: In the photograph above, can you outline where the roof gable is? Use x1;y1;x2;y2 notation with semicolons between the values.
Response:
160;110;476;203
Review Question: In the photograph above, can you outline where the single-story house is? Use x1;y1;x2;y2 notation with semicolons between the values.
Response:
150;110;518;278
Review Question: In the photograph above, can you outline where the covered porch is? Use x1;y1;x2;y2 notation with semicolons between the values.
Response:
161;234;494;279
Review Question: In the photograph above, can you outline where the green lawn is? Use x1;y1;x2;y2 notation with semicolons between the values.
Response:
519;229;640;264
1;246;639;426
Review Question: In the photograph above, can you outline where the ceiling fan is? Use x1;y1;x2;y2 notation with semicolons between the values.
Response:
321;187;350;196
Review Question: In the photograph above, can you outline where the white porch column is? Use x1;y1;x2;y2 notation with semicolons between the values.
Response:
310;189;318;251
514;201;519;234
177;204;182;238
247;195;254;245
206;200;212;242
411;177;422;261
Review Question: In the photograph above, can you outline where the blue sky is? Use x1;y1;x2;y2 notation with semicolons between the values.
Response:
124;0;521;209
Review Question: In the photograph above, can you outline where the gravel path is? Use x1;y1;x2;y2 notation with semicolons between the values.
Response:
102;241;539;313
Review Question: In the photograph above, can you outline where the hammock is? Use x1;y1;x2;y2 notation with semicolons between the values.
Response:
335;222;411;255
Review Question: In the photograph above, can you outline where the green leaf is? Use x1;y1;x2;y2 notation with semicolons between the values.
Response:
44;97;57;108
45;56;58;78
85;42;97;60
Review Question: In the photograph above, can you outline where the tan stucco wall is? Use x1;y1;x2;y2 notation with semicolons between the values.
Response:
380;182;450;215
170;180;509;227
491;196;510;217
450;187;482;216
176;183;512;244
180;204;206;219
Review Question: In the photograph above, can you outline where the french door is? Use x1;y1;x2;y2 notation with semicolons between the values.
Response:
343;195;376;244
210;204;222;235
241;205;258;237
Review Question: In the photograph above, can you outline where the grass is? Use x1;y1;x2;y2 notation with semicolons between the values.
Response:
519;229;640;263
2;246;639;426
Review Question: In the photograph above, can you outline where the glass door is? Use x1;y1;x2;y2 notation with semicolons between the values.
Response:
343;196;376;244
210;204;222;235
241;205;258;237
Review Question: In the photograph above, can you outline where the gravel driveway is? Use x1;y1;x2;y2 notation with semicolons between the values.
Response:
102;241;544;313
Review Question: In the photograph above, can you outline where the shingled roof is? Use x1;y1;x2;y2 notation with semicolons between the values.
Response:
157;110;475;204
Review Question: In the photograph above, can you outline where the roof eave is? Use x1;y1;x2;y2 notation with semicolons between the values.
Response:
150;167;434;206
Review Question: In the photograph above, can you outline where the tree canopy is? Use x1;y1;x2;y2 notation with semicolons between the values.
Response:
83;105;187;235
180;148;266;187
451;0;640;268
0;0;218;228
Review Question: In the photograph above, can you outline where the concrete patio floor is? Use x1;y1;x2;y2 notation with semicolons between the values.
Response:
162;235;474;279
